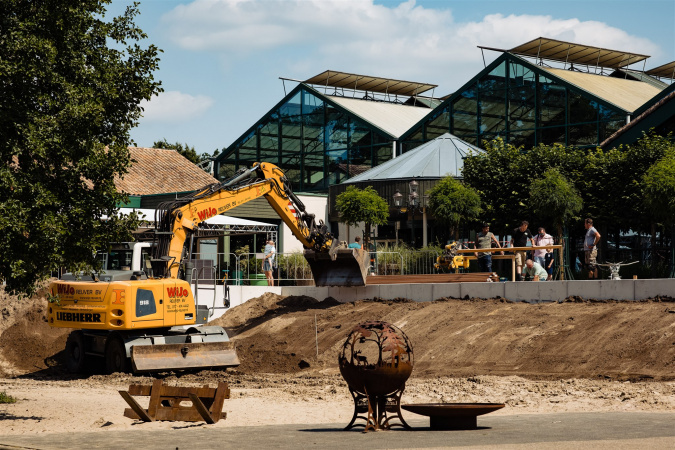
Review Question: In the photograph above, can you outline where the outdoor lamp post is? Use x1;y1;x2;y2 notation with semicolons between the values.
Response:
409;180;419;247
393;190;403;244
393;190;403;208
392;181;421;247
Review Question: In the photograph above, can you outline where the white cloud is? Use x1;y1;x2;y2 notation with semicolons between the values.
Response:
161;0;662;91
140;91;215;122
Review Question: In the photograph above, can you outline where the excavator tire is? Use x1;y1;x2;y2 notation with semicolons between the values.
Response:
65;331;87;374
105;337;130;374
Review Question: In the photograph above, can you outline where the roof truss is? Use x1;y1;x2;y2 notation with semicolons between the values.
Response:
499;37;649;69
304;70;437;97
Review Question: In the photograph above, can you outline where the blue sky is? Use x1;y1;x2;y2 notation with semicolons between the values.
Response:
106;0;675;154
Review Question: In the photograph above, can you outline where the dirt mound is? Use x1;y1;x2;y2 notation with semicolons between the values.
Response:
0;283;70;377
211;295;675;380
2;286;675;381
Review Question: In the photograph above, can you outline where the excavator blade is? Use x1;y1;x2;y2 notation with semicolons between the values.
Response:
131;341;240;373
304;248;369;287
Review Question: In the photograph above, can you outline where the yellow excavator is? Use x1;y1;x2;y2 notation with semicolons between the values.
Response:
434;241;470;272
48;162;368;374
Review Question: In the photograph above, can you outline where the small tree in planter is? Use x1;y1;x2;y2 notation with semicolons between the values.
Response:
428;177;482;240
529;168;583;243
335;186;389;248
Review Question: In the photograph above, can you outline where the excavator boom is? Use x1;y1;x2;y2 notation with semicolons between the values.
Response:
154;162;368;287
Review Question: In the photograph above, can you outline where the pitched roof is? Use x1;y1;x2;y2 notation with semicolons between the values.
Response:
115;147;217;196
345;133;483;183
542;68;663;112
326;95;432;138
600;84;675;149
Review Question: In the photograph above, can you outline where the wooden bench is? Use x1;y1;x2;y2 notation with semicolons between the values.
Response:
119;379;230;424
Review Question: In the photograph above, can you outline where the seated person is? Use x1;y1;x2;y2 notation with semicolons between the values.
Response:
524;259;548;281
348;236;362;249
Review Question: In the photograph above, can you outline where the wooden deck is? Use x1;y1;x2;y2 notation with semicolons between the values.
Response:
366;272;499;284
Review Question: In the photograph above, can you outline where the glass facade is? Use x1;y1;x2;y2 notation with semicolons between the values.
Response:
400;54;627;151
215;86;394;192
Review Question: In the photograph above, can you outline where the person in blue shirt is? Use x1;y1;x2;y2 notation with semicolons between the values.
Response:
262;240;276;286
348;236;362;249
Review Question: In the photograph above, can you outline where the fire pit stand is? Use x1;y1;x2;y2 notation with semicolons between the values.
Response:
345;386;410;431
338;321;415;433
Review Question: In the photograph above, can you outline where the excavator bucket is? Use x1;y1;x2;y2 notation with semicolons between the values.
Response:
304;247;369;287
131;341;240;373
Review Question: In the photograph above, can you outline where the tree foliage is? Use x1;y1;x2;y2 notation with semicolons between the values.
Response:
642;155;675;226
427;176;482;239
335;186;389;245
0;1;162;295
152;138;216;165
529;168;583;239
462;133;675;240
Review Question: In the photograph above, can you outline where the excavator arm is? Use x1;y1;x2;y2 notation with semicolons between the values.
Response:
151;162;368;286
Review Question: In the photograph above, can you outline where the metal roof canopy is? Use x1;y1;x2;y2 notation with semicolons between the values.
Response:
304;70;437;97
645;61;675;79
493;37;649;69
118;208;278;237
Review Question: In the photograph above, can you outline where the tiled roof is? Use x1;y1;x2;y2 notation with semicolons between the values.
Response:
115;147;217;196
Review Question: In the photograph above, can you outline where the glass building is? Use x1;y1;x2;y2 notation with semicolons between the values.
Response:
213;80;433;192
398;52;663;153
214;40;669;194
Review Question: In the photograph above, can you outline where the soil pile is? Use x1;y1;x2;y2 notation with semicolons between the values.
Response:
210;294;675;381
1;286;674;381
0;282;70;377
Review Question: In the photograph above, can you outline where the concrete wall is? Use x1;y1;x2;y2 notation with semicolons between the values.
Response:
195;279;675;322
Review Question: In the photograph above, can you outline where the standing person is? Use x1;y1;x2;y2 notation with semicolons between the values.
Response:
584;218;601;279
348;236;362;249
533;227;555;279
262;239;276;286
474;223;503;274
511;221;534;281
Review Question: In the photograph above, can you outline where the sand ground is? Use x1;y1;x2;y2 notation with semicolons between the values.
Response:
1;286;674;435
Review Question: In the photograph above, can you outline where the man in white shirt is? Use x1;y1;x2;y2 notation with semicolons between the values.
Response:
533;227;554;280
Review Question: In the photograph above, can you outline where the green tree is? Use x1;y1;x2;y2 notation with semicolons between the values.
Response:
643;154;675;276
427;176;482;239
643;155;675;225
335;186;389;247
462;139;529;235
0;1;162;295
153;139;201;164
529;168;583;241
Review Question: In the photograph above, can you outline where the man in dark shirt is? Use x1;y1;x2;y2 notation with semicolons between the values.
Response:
510;220;534;281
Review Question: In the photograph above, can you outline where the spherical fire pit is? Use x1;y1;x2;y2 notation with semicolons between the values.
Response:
338;321;414;431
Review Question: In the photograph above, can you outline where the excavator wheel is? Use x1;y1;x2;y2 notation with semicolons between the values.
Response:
105;337;130;374
65;331;87;373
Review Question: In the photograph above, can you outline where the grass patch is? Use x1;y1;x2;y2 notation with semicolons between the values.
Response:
0;391;17;404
